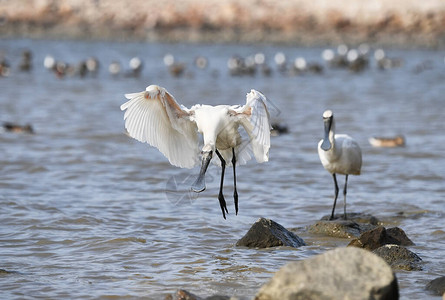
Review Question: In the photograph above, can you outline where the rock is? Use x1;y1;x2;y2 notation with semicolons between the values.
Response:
308;219;376;238
386;227;414;246
167;289;202;300
394;210;432;219
255;247;399;300
348;226;414;250
426;276;445;296
204;296;231;300
320;212;380;225
372;244;422;271
165;291;233;300
236;218;305;248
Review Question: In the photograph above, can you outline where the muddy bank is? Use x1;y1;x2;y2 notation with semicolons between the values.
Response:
1;0;445;47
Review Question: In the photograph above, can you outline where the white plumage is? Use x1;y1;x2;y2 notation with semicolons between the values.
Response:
121;85;199;168
121;85;272;218
318;110;362;220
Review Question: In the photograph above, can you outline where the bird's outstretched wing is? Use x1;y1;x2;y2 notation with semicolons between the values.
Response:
232;89;272;163
121;85;199;168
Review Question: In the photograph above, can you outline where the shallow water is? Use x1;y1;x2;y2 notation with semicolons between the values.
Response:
0;38;444;299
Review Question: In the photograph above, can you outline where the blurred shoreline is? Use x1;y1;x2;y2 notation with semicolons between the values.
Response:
1;0;445;48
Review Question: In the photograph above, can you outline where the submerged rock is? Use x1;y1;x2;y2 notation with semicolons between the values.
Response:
308;219;376;239
165;290;233;300
255;247;399;300
236;218;305;248
372;244;422;271
320;212;380;225
204;296;231;300
309;212;380;238
165;290;201;300
426;276;445;296
348;226;414;250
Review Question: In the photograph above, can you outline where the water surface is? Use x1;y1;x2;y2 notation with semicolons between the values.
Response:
1;38;444;299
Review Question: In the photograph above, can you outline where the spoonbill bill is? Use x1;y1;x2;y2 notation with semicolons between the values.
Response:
121;85;272;219
318;110;362;220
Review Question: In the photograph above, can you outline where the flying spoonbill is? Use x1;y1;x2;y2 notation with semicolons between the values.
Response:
318;110;362;220
121;85;272;219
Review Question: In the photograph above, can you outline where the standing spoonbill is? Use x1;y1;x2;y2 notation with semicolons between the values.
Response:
318;110;362;220
121;85;272;219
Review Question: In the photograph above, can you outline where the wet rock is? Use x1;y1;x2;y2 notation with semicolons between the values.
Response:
426;276;445;296
311;212;379;238
204;296;231;300
348;226;414;250
255;247;399;300
236;218;305;248
386;227;414;245
309;220;360;238
394;210;438;220
166;289;201;300
372;244;422;271
165;291;233;300
308;219;376;239
320;212;380;225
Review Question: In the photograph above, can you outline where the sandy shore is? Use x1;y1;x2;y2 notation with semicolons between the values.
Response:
1;0;445;47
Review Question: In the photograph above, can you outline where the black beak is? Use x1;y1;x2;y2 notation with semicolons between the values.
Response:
321;116;332;151
191;151;213;193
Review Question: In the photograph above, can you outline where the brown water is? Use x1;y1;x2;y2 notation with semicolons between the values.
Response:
1;38;444;299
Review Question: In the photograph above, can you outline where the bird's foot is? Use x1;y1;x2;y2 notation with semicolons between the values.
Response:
218;193;228;219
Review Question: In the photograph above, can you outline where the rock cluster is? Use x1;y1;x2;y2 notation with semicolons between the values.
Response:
167;212;431;299
346;225;421;271
348;226;414;250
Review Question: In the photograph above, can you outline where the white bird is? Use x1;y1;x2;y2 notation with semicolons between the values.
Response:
318;110;362;220
121;85;272;219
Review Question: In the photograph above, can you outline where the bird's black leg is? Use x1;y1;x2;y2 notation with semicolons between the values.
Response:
215;149;228;219
329;173;339;220
232;148;238;215
343;174;349;220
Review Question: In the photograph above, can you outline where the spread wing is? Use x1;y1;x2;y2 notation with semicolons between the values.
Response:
120;85;199;168
232;89;272;163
